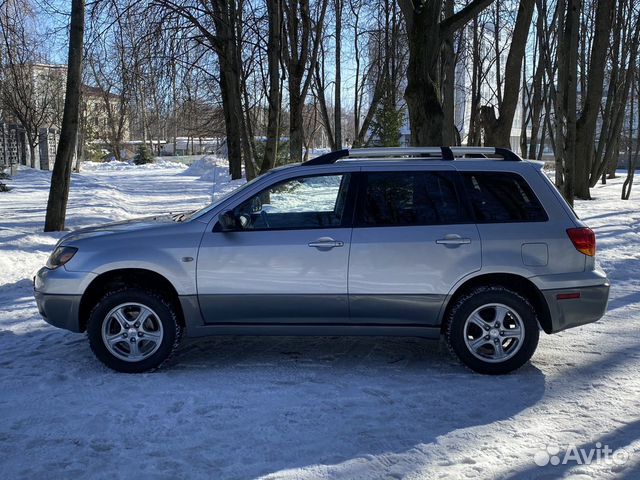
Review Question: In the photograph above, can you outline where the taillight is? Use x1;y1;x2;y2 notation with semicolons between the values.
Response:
566;228;596;256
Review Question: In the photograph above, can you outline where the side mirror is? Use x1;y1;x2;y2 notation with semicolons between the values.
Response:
251;196;262;213
218;210;237;231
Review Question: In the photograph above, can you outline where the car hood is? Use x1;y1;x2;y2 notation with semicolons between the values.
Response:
59;214;177;245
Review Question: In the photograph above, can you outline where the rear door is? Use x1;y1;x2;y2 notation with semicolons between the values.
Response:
348;166;481;326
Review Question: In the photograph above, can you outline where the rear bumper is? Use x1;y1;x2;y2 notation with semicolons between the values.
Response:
34;291;83;333
542;283;610;333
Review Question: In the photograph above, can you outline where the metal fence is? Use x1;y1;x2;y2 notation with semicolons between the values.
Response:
0;123;58;173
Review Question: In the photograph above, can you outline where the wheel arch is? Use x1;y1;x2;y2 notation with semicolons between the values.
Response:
440;273;552;334
79;268;185;332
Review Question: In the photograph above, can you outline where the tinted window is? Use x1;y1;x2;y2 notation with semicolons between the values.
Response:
356;171;470;227
461;172;548;223
232;174;351;230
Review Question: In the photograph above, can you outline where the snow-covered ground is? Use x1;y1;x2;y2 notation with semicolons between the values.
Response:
1;160;639;479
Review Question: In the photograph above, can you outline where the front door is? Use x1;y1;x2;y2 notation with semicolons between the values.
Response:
196;172;355;324
348;167;482;326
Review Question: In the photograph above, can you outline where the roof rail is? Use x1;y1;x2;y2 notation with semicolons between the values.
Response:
301;148;349;165
301;146;521;166
451;147;521;161
348;147;449;158
349;146;521;161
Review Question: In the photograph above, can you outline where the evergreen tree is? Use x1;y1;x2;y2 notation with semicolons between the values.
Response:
371;93;403;147
134;144;154;165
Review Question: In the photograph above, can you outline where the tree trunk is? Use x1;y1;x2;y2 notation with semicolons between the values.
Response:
352;73;387;147
219;69;243;179
209;0;244;179
288;77;304;163
468;16;481;146
573;0;613;199
334;0;342;149
481;0;535;148
282;0;328;163
235;2;257;181
441;0;456;146
590;7;640;187
403;5;443;146
561;0;580;206
26;133;36;169
398;0;494;146
527;40;545;159
44;0;84;231
260;0;282;174
314;57;336;150
622;74;638;199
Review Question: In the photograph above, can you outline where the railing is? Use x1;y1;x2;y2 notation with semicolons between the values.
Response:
302;146;522;166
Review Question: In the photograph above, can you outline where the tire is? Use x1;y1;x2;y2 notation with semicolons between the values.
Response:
87;288;182;373
445;285;540;375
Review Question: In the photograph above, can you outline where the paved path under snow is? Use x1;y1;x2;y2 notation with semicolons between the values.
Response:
1;162;639;479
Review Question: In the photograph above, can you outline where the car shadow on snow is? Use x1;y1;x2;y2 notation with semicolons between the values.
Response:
1;330;546;479
161;335;547;479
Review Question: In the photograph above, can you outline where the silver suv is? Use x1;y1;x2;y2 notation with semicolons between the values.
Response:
34;147;610;374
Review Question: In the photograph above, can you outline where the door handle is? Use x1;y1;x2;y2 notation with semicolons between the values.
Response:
436;235;471;246
308;237;344;249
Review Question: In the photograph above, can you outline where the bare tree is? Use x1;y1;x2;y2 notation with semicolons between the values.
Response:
0;1;64;167
333;0;342;149
480;0;535;148
85;35;131;161
397;0;494;146
346;0;404;148
572;0;614;199
281;0;329;163
555;0;580;205
621;71;638;200
154;0;250;179
591;0;640;186
259;0;282;173
44;0;85;231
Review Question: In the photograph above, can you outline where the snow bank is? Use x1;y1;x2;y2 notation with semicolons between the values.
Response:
81;158;187;171
181;156;246;201
181;155;230;181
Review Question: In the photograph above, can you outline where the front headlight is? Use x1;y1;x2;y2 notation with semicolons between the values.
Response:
46;246;78;269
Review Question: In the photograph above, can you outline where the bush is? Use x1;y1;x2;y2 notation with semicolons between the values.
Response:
133;144;154;165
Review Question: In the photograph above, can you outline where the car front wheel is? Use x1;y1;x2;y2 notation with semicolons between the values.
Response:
87;288;182;373
445;286;540;374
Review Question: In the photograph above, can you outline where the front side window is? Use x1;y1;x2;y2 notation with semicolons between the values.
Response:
461;172;548;223
356;171;470;227
231;173;351;230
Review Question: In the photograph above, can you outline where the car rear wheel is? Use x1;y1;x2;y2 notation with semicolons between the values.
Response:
445;286;540;374
87;288;182;373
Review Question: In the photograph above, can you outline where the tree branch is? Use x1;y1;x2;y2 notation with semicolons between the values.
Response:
440;0;495;36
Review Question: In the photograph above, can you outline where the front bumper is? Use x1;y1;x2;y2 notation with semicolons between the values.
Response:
34;291;83;332
542;283;610;333
34;266;95;333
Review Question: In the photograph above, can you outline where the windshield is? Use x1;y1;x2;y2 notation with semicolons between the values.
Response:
185;172;271;221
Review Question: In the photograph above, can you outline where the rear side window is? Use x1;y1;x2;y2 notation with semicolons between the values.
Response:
461;172;548;223
356;171;471;227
